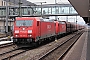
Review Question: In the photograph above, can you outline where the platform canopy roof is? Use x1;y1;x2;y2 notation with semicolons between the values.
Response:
68;0;89;17
3;0;36;6
68;0;89;23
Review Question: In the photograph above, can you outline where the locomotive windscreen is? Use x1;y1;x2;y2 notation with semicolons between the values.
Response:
16;20;33;26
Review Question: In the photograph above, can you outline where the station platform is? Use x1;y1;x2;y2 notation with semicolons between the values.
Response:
63;29;87;60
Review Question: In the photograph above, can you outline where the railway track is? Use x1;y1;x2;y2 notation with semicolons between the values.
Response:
0;39;10;42
0;30;84;60
38;31;84;60
0;36;12;42
0;47;29;60
0;42;13;48
10;31;78;60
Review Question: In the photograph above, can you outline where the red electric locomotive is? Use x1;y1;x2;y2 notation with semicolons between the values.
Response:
54;21;66;39
13;17;56;46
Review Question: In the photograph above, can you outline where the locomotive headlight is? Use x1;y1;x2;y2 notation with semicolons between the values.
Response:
28;34;32;37
28;30;32;33
15;30;19;33
29;35;32;37
16;35;18;37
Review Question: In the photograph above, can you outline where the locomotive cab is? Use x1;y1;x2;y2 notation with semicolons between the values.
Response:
13;17;39;44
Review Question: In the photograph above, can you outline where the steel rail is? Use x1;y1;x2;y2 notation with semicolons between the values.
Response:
1;47;29;60
57;31;84;60
0;42;13;48
38;30;84;60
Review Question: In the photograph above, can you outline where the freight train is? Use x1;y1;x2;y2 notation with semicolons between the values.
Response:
13;17;84;47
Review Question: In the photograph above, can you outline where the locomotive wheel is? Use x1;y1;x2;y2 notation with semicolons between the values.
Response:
32;42;37;47
38;40;42;45
32;41;40;47
52;37;55;41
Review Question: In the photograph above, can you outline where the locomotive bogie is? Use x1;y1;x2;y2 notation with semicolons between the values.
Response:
13;38;33;44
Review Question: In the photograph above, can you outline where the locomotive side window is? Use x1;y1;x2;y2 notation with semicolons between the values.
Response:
16;20;33;26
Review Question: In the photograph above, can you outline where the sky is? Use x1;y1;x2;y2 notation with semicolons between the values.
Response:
27;0;69;4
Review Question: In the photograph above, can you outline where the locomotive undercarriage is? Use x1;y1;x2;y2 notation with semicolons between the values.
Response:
13;38;37;47
13;38;34;44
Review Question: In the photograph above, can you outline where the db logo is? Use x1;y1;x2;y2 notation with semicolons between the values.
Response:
47;25;51;29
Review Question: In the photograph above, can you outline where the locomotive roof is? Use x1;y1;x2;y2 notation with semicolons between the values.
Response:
16;17;42;21
16;17;55;22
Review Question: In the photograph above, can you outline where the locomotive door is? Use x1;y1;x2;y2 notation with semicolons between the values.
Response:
37;21;41;38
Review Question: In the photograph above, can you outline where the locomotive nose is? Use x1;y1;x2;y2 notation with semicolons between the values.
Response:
19;30;28;37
